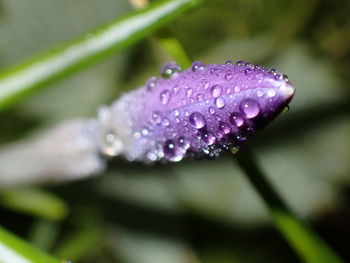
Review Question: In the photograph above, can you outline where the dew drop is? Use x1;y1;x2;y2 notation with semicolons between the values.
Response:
283;74;289;82
214;97;225;109
172;85;180;94
218;122;231;135
146;77;157;91
236;60;244;66
192;61;205;71
257;90;264;97
173;109;180;116
269;68;277;75
163;140;183;162
234;86;240;93
224;73;234;81
141;128;149;136
283;105;290;112
208;106;216;114
274;73;283;80
146;152;157;161
225;60;233;64
240;99;260;119
229;112;245;127
201;131;216;145
201;79;210;89
102;130;122;157
160;89;172;105
197;93;204;102
189;112;206;129
244;68;254;75
186;87;193;97
162;118;170;126
152;111;162;124
211;85;222;97
178;137;190;150
161;62;181;78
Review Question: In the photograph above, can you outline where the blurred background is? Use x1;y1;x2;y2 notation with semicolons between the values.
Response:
0;0;350;262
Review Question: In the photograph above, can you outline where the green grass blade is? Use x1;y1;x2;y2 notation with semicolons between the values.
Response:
235;148;345;263
0;188;68;221
0;227;62;263
0;0;205;111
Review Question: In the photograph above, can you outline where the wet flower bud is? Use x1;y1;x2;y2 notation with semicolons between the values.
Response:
99;61;295;162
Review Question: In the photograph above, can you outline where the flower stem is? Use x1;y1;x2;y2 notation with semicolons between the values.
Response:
0;227;62;263
235;148;344;263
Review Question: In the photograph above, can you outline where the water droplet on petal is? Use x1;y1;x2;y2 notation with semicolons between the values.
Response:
192;61;205;71
189;112;206;129
172;85;179;94
152;111;162;124
186;87;193;97
178;137;190;150
211;85;222;97
161;62;181;78
214;97;225;108
274;73;283;80
163;140;183;162
208;106;216;114
201;131;216;145
102;130;122;157
225;60;233;64
240;99;260;119
146;152;157;161
269;68;277;75
224;73;234;81
173;109;180;116
197;93;204;102
200;79;209;90
141;128;149;135
162;118;170;126
244;68;254;75
234;86;240;93
229;112;245;127
236;60;244;66
160;90;172;105
146;77;158;91
218;122;231;134
257;90;264;97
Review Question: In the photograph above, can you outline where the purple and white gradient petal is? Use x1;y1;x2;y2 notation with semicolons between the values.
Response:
98;60;295;162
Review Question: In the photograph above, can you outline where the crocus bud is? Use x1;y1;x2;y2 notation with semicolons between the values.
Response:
99;60;295;162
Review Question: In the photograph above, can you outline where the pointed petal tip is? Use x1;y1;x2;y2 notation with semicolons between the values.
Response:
279;82;295;101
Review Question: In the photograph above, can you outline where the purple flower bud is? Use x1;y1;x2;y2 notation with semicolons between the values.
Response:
98;61;295;162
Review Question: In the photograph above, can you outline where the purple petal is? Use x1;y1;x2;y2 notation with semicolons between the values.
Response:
99;61;295;162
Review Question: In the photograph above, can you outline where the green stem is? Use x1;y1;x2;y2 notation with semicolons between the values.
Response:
235;148;344;263
0;0;205;111
0;227;62;263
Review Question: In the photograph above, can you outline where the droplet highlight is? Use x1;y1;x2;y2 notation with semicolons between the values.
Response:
189;112;206;129
240;99;260;119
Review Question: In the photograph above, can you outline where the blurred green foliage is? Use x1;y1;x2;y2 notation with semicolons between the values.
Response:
0;0;349;262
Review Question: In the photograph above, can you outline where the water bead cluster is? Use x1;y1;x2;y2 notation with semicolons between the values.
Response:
99;60;295;162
